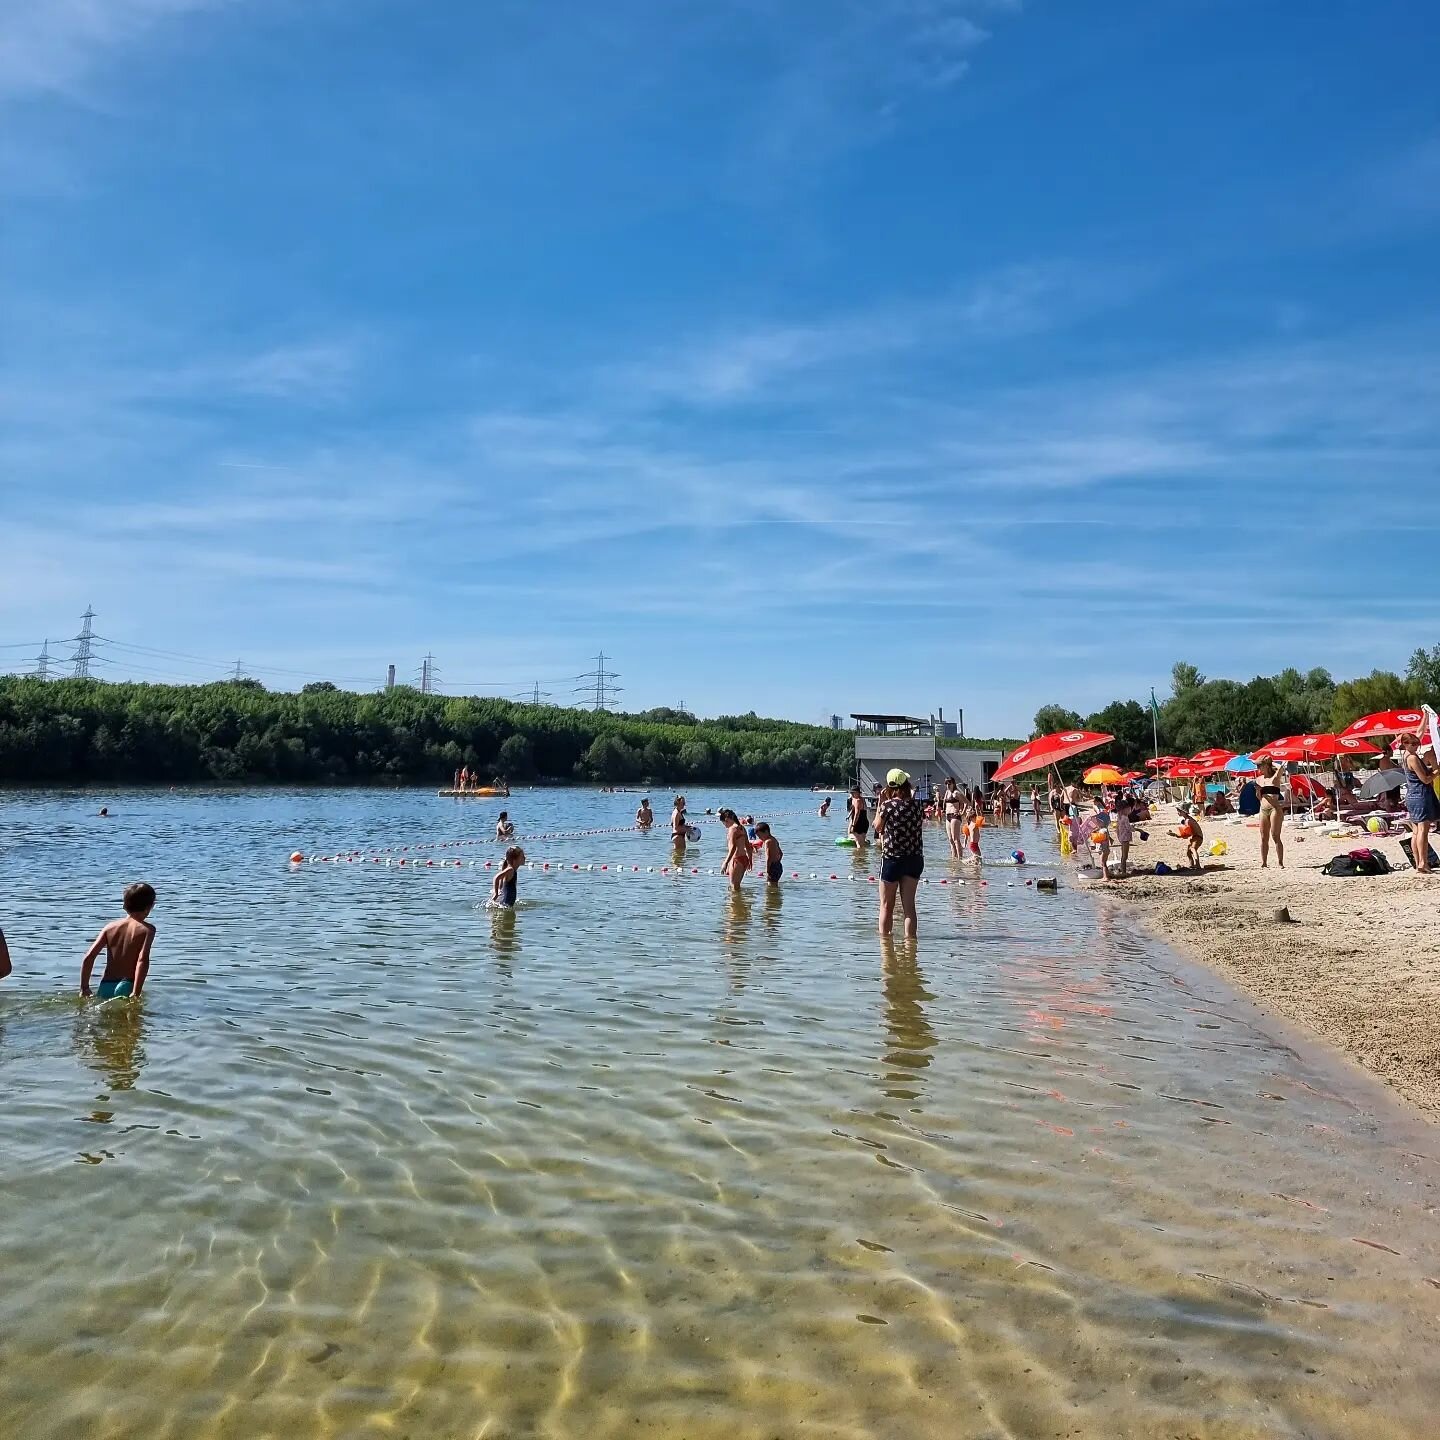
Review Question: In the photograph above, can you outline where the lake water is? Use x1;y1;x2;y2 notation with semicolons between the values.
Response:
1;786;1437;1439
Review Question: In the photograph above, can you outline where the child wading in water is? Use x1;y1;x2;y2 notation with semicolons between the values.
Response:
495;811;516;840
80;883;157;1000
491;846;527;908
753;823;784;885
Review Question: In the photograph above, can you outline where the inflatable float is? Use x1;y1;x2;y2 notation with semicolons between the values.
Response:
437;787;508;798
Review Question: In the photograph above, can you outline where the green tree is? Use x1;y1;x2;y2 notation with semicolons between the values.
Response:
1170;661;1204;696
1082;700;1152;766
1032;705;1083;737
1407;645;1440;701
1330;671;1419;731
496;733;534;779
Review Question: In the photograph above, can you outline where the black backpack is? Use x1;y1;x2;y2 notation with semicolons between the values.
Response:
1321;848;1393;878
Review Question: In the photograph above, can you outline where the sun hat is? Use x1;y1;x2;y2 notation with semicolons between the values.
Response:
886;768;910;786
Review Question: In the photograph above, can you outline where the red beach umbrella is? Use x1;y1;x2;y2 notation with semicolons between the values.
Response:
992;729;1114;783
1252;734;1380;762
1189;748;1235;767
1338;708;1427;740
1166;762;1207;779
1146;756;1182;769
1251;733;1381;820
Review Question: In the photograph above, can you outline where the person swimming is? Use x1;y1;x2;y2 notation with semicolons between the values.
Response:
495;811;516;840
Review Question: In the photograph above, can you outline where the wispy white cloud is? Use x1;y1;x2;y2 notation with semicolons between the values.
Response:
0;0;226;103
735;0;1019;180
606;260;1147;405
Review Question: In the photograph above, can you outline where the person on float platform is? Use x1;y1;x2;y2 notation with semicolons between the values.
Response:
873;770;926;939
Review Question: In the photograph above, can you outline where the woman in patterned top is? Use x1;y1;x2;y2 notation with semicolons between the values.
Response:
873;768;926;938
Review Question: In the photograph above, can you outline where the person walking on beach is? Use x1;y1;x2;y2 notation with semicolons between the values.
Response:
1398;733;1439;873
874;769;926;938
1255;758;1287;869
79;883;157;1000
719;808;753;890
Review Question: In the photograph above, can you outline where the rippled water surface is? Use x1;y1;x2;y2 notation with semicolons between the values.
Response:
2;787;1437;1439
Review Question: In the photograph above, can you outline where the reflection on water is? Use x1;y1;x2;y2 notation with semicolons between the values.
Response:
1;787;1438;1439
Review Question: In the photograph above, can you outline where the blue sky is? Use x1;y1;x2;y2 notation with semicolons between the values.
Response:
2;0;1437;733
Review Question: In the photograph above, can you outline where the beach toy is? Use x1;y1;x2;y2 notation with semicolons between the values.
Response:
1209;840;1227;856
1011;849;1025;864
835;835;857;847
289;852;304;864
1177;824;1194;839
1367;817;1383;834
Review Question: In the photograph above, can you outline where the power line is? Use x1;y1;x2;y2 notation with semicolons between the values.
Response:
32;640;55;681
574;651;622;712
230;660;246;681
418;653;440;695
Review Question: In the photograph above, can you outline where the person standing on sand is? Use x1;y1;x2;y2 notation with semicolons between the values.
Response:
1254;758;1287;869
1398;733;1439;873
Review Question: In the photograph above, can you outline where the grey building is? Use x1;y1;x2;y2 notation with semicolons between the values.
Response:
850;714;1002;798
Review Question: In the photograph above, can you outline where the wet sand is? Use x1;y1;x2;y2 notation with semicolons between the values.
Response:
1092;807;1440;1120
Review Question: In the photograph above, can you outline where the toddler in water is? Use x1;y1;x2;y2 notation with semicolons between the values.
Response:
80;883;157;1000
491;846;527;908
753;823;784;885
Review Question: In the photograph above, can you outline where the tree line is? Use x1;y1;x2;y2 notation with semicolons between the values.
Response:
0;678;857;787
1031;645;1440;769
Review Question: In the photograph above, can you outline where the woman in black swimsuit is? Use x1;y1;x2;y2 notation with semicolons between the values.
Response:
1254;758;1286;868
847;785;870;845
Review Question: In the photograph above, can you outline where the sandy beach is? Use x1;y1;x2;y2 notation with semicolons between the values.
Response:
1088;805;1440;1119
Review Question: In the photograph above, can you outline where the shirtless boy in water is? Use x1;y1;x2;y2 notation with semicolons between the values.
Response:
80;883;157;1000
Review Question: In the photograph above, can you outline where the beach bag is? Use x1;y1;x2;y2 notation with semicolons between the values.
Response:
1399;836;1440;870
1321;848;1391;877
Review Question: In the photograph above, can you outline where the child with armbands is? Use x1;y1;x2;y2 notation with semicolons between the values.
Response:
1170;804;1204;873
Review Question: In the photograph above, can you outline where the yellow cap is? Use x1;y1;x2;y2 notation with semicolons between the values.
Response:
886;768;910;785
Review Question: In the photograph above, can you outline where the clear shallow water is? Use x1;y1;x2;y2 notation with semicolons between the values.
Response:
1;786;1437;1439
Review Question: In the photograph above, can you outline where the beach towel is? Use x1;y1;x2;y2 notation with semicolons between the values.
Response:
1399;836;1440;871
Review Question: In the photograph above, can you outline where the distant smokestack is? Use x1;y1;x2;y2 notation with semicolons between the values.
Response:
386;664;396;690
